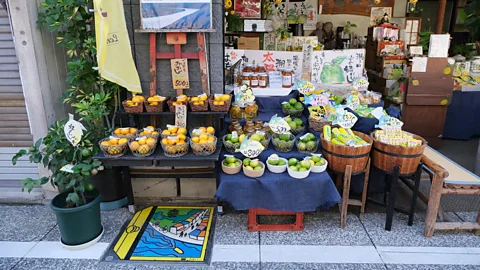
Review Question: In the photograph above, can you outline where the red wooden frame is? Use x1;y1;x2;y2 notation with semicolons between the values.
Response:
248;208;304;232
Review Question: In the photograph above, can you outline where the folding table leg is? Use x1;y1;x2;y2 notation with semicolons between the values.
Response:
408;163;423;226
385;166;400;231
122;166;135;213
340;165;352;228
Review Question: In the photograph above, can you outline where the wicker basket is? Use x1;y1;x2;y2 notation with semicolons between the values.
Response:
370;131;427;175
222;134;241;154
260;136;271;149
290;125;305;136
188;100;209;112
309;117;333;132
190;136;217;156
99;138;129;158
144;99;167;113
161;138;190;157
122;100;143;113
272;133;295;153
136;128;161;140
321;131;372;174
209;95;232;112
296;137;319;154
167;99;188;112
129;138;157;157
112;128;136;140
282;107;303;117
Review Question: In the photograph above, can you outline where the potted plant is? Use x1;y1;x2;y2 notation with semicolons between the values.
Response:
37;1;126;207
343;21;357;39
12;119;103;249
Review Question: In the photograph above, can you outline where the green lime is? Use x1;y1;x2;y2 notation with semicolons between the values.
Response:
299;167;307;172
280;134;290;141
289;98;297;105
226;134;232;141
243;158;251;166
297;142;306;151
306;141;316;150
288;122;297;129
278;160;287;166
288;158;298;166
294;118;303;127
85;182;95;192
282;103;292;110
289;165;298;171
81;149;91;157
294;102;303;110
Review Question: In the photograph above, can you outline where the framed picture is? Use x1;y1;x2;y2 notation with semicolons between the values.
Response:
370;7;392;26
404;18;421;45
140;0;212;31
234;0;262;18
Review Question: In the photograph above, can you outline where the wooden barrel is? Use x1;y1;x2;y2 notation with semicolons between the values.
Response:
321;131;372;174
370;131;427;175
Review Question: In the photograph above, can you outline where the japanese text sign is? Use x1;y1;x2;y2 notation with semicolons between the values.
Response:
171;59;189;89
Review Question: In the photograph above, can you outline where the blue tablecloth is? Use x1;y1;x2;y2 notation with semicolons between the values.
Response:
443;91;480;140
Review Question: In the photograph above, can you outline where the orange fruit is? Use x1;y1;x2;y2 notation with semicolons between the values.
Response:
161;138;168;145
207;136;215;143
168;126;178;134
121;128;130;135
146;137;156;147
138;138;147;145
109;138;119;145
129;128;138;134
101;141;110;146
199;139;208;144
191;137;200;143
199;134;208;141
177;127;187;135
206;127;215;134
162;130;170;136
114;129;122;135
178;134;186;141
129;141;140;151
118;138;129;145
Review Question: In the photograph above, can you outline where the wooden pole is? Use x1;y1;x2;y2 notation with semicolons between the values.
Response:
435;0;447;34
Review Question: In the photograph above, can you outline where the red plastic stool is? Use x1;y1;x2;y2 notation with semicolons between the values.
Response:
247;208;304;232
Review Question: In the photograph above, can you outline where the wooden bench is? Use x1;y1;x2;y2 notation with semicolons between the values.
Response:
422;146;480;237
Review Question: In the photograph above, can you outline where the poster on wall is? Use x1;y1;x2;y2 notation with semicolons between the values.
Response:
318;0;394;16
225;49;304;74
235;0;262;18
140;0;212;31
310;49;365;84
370;7;392;26
303;7;318;30
287;1;307;24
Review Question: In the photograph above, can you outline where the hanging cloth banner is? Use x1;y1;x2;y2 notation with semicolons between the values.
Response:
93;0;142;93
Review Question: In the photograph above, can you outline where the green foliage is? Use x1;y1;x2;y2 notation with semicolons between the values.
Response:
226;11;243;33
344;21;357;34
452;44;474;58
460;0;480;45
12;120;102;207
418;31;432;55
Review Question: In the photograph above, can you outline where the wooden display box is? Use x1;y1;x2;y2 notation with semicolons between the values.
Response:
408;57;454;79
368;70;397;95
248;208;304;232
402;104;448;149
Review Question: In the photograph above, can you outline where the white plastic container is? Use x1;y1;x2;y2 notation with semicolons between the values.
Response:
266;157;288;173
287;165;311;179
305;156;328;173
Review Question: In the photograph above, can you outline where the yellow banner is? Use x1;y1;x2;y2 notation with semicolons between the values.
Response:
94;0;142;93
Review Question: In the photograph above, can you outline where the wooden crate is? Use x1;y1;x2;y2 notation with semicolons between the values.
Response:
248;208;304;232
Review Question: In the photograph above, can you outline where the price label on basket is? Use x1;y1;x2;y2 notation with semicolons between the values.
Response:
295;80;315;95
269;115;291;134
175;104;187;128
352;77;369;91
336;112;358;129
376;115;403;130
236;139;265;158
346;94;360;110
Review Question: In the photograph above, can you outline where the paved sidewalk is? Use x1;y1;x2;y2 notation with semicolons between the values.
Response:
1;204;480;270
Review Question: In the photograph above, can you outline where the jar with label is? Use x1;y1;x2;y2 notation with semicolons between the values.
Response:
258;73;268;88
256;64;266;73
244;101;258;120
471;56;480;73
243;121;255;133
229;103;243;120
254;120;264;130
242;63;253;73
250;73;259;88
241;72;251;86
245;126;256;136
234;125;244;135
229;120;240;133
282;68;293;88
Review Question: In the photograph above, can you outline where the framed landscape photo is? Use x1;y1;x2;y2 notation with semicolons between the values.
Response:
140;0;212;32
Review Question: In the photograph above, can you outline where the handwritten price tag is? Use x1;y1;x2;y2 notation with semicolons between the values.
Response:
236;140;265;158
64;114;86;147
346;94;360;110
269;116;291;134
175;104;187;128
352;77;369;91
337;112;358;129
171;58;189;89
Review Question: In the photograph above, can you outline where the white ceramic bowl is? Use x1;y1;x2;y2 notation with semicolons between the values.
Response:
243;161;265;178
221;159;243;175
287;165;311;179
266;157;288;174
305;156;328;173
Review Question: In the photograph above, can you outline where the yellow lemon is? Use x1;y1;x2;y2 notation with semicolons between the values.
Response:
114;129;122;135
132;96;143;103
218;101;225;105
129;128;138;134
118;138;129;145
168;126;178;134
138;138;147;145
109;138;119;145
199;139;208;144
101;141;110;147
129;141;140;151
178;134;186;141
147;97;155;103
152;131;159;135
146;125;155;130
177;127;187;135
150;101;159;106
146;137;156;147
214;96;221;101
199;134;208;141
143;129;152;135
162;130;170;136
221;94;230;101
213;101;220;105
206;126;215;134
177;140;186;145
200;95;208;101
191;97;199;102
138;145;150;154
161;138;168;145
192;137;200;143
207;136;215;143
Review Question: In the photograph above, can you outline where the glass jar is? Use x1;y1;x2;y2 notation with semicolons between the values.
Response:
244;101;258;120
229;120;239;133
254;120;264;130
234;125;244;135
229;103;243;120
242;63;253;73
258;73;268;88
245;126;256;136
250;73;259;88
244;122;255;133
241;72;251;86
256;64;266;73
282;68;293;88
471;56;480;73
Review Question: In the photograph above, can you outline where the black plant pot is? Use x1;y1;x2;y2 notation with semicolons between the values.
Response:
90;167;126;202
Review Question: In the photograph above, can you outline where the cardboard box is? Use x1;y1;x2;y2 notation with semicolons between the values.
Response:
237;37;260;50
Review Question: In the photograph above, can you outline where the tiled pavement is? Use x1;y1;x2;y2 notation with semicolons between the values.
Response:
1;204;480;270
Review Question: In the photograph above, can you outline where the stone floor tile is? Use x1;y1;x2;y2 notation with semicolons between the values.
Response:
214;213;259;245
261;262;387;270
0;205;56;242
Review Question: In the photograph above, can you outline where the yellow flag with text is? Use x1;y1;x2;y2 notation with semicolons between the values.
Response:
94;0;142;93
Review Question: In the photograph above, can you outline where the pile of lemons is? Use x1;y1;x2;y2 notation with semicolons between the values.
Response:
190;94;209;106
100;137;129;156
139;125;160;137
125;95;145;107
147;95;166;106
129;136;157;155
213;94;230;106
113;127;138;138
171;94;189;106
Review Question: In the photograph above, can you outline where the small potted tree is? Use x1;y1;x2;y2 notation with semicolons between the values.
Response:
13;118;103;249
343;21;357;39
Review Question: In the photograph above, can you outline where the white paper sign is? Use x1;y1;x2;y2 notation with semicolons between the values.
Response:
64;114;86;147
175;104;187;128
302;44;313;73
409;46;423;55
303;8;317;31
428;34;450;58
412;57;428;72
268;71;283;88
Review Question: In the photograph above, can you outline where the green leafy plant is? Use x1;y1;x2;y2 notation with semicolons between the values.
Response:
418;31;432;55
12;120;101;207
459;0;480;53
452;44;474;58
343;21;357;34
226;11;243;32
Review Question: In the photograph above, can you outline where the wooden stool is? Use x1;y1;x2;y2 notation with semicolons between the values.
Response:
247;208;304;232
336;158;371;228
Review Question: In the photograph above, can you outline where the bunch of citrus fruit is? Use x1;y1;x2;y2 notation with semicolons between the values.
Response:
212;94;231;106
190;132;217;156
190;94;209;106
161;135;189;157
100;136;129;157
113;127;138;139
171;94;189;106
146;95;166;106
129;136;157;157
125;95;145;107
138;125;160;138
190;126;215;137
161;125;187;140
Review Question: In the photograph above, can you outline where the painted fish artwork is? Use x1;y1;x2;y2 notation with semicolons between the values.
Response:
111;206;214;262
141;0;211;31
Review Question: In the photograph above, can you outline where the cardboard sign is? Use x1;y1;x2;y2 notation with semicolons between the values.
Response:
171;59;189;89
175;104;187;128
